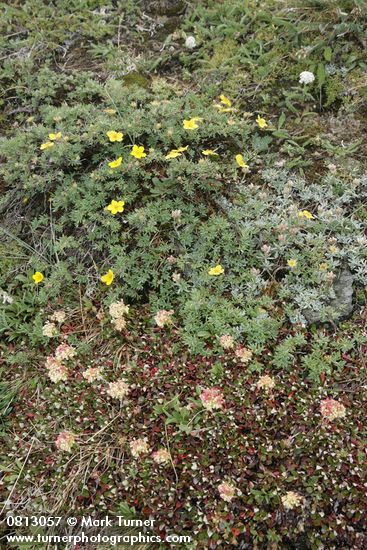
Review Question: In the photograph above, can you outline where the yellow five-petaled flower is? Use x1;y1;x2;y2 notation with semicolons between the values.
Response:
32;271;44;284
298;210;314;220
130;145;147;159
40;142;54;150
202;149;219;156
183;117;202;130
219;94;232;107
108;157;122;168
256;115;268;129
106;130;124;142
235;154;249;169
49;132;62;141
287;259;298;268
208;264;225;276
165;146;188;159
101;269;114;286
106;200;125;215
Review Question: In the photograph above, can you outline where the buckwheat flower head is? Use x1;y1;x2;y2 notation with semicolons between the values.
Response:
171;209;182;220
109;300;129;319
152;448;170;464
257;375;275;391
55;431;76;452
281;491;303;510
55;343;76;361
112;317;127;331
235;346;253;364
42;321;58;338
218;482;236;503
83;367;103;383
130;437;150;458
154;309;174;328
45;355;61;370
200;387;224;411
50;310;66;324
185;35;196;49
320;398;346;421
299;71;315;84
107;379;129;399
172;272;181;283
219;334;235;350
48;362;68;383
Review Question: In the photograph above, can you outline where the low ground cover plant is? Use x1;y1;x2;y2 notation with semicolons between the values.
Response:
1;0;367;548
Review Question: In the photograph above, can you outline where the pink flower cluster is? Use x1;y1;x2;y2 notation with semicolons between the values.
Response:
218;482;236;502
320;398;346;421
200;388;224;411
55;431;76;452
55;343;76;361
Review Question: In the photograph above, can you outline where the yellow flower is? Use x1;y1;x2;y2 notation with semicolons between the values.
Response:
219;94;232;107
298;210;314;220
165;146;188;159
40;142;54;150
108;156;122;168
213;104;235;113
208;264;224;276
202;149;219;156
256;115;268;129
32;271;44;284
101;269;114;286
319;263;328;271
104;108;116;114
287;259;298;268
183;117;202;130
235;154;248;169
49;132;62;141
130;145;147;159
106;200;125;215
106;130;124;142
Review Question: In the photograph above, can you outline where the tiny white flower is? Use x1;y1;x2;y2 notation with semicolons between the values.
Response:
299;71;315;85
185;36;196;49
2;291;13;305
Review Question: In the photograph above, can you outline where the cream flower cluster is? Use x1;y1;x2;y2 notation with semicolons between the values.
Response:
42;310;66;338
152;448;170;464
107;379;129;399
83;366;103;383
235;346;253;364
45;356;68;383
281;491;303;510
45;343;76;383
109;300;129;331
130;438;150;457
154;309;174;328
219;334;235;349
257;375;275;391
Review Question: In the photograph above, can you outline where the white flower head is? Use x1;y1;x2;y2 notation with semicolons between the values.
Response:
185;36;196;49
299;71;315;85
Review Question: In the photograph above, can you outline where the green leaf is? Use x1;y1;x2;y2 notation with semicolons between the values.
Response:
317;63;326;87
324;47;332;62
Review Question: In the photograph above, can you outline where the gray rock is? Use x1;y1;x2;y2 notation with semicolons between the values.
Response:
303;268;354;324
